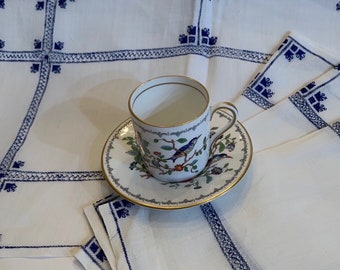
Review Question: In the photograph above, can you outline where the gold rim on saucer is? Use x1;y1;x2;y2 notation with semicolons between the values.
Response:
101;109;253;210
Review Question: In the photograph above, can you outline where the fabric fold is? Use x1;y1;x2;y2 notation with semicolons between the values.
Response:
243;66;340;152
234;32;339;121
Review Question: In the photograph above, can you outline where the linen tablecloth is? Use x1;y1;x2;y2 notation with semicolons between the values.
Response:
1;1;340;269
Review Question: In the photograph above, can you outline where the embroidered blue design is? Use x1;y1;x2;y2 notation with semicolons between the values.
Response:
89;242;106;262
201;203;250;269
254;76;274;98
289;92;328;129
12;161;25;169
36;1;44;10
58;0;75;9
284;43;306;62
277;38;289;51
0;40;5;49
58;0;67;8
337;1;340;10
81;237;111;270
52;64;61;73
331;121;340;137
4;183;17;192
111;199;134;219
299;81;316;95
0;0;4;9
34;39;42;49
109;202;133;270
308;91;327;112
30;63;40;73
179;25;217;45
54;41;64;50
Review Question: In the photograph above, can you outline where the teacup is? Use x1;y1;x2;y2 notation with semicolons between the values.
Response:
128;75;238;182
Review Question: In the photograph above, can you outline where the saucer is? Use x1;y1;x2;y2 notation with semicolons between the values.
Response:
102;110;253;210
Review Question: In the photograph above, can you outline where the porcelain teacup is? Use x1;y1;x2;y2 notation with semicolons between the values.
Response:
128;75;238;182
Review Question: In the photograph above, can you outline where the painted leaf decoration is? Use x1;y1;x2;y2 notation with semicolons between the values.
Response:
161;145;173;151
177;138;187;143
218;142;226;153
191;159;198;165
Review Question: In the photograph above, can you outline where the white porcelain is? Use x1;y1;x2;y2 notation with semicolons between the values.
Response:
101;110;252;210
128;75;238;182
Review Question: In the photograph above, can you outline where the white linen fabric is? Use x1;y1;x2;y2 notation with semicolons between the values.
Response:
244;66;340;152
212;126;340;269
1;1;340;270
88;121;340;270
233;32;339;122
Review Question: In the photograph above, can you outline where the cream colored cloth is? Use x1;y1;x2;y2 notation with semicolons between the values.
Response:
233;32;339;122
244;66;340;152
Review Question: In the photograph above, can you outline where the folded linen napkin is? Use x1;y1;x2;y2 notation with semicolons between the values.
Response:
233;32;339;121
76;32;340;269
211;125;340;269
75;195;118;270
243;66;340;152
85;124;340;270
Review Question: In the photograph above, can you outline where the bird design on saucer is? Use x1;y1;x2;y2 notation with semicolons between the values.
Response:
102;110;253;210
125;133;207;178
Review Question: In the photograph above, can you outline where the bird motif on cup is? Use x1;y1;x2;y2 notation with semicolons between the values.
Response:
167;135;201;163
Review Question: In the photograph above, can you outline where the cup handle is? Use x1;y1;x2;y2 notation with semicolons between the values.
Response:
209;102;238;152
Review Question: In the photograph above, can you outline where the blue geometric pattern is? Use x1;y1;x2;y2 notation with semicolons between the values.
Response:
307;91;328;112
111;199;134;219
332;121;340;136
299;81;316;95
179;25;218;46
254;76;274;99
284;43;306;62
289;92;328;130
0;0;266;260
82;237;111;270
200;203;251;269
242;35;337;110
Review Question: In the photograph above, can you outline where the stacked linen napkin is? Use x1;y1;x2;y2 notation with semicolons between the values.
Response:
76;72;340;270
75;33;340;270
211;126;340;269
233;32;339;121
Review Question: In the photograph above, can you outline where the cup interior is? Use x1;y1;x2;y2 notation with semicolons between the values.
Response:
130;76;209;127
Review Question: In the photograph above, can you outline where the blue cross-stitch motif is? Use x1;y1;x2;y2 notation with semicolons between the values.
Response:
277;38;289;51
112;199;134;219
284;43;306;62
36;1;44;10
34;39;42;49
30;63;40;73
179;25;217;46
12;161;25;169
308;91;328;112
58;0;75;9
54;41;64;51
4;183;17;192
89;241;107;263
332;121;340;137
52;65;61;73
82;237;111;270
0;40;5;49
299;81;316;95
254;76;274;98
201;28;218;45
